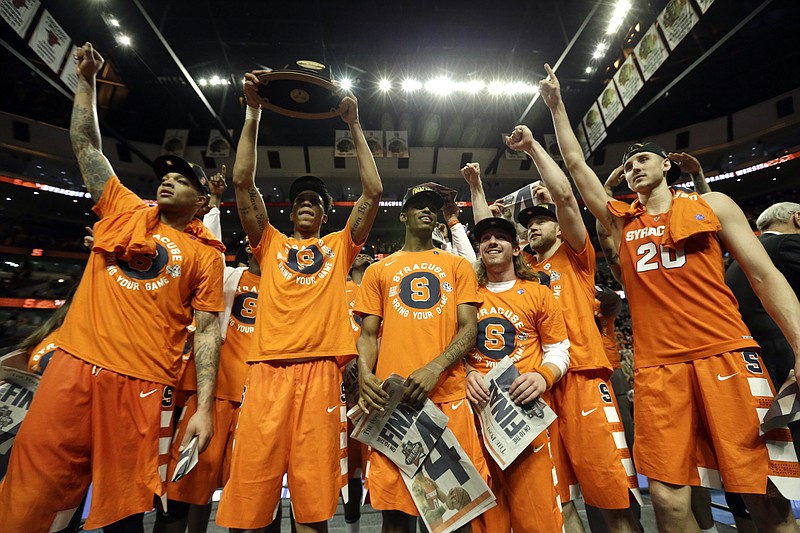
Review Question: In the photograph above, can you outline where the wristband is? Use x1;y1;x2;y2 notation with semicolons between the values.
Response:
534;365;556;391
245;106;261;123
447;218;460;229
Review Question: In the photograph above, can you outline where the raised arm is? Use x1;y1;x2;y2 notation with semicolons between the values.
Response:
403;302;478;408
506;125;586;253
342;96;383;245
232;71;270;246
461;162;493;223
70;42;115;203
669;152;711;194
182;309;222;453
540;63;615;232
706;192;800;377
597;166;626;287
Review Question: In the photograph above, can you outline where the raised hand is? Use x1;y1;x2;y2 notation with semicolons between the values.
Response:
604;165;625;196
339;95;360;125
539;63;562;110
505;125;535;153
243;69;271;109
209;164;227;197
74;42;104;80
461;162;481;186
667;152;701;175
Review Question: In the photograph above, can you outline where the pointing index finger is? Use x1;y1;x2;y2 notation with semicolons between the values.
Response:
544;63;556;81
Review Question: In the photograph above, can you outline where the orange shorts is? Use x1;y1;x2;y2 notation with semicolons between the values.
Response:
550;369;638;509
366;398;490;516
167;395;239;505
0;349;174;531
634;350;800;494
216;359;346;528
473;430;563;533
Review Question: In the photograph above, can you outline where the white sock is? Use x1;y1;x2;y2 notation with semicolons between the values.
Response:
345;520;360;533
701;526;719;533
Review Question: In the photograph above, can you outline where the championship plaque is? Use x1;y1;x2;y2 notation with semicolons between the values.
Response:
253;60;343;120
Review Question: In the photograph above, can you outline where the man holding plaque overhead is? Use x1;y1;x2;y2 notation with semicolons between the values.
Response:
215;70;383;533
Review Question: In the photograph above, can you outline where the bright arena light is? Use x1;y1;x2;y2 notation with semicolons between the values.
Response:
378;79;392;92
108;17;120;27
592;41;608;59
116;34;132;46
606;1;632;34
340;78;353;91
488;81;506;95
459;80;485;93
425;77;455;96
402;78;422;92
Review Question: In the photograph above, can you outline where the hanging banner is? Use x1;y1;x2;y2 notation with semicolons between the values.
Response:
206;130;233;159
613;55;645;106
364;130;384;158
597;81;625;128
161;129;190;157
658;0;700;51
335;130;356;158
0;0;39;38
694;0;715;14
633;23;669;81
583;101;607;151
385;130;410;158
59;45;79;93
27;10;70;74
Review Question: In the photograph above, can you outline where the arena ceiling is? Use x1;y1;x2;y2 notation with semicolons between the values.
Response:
1;0;798;151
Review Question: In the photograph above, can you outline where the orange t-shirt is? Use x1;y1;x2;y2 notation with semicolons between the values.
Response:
525;236;611;372
354;248;481;403
613;195;756;368
217;269;259;401
594;299;621;369
345;279;361;342
27;331;60;375
56;177;225;386
250;221;360;361
468;279;568;375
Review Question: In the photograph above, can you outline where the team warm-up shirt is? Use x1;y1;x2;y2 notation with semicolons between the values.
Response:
57;177;225;386
28;331;59;375
612;192;756;368
354;248;481;403
468;279;568;376
217;269;259;401
526;235;611;372
250;221;361;361
594;300;621;369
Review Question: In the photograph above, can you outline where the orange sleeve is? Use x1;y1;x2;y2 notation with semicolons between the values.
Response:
191;251;225;313
91;176;148;219
536;287;569;345
453;256;481;306
566;230;595;277
353;263;384;318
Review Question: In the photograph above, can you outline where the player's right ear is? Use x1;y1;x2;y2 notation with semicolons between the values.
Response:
399;211;407;224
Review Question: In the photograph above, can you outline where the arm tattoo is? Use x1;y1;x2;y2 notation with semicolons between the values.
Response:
193;312;221;408
602;247;620;267
351;200;372;238
438;322;477;369
71;82;112;202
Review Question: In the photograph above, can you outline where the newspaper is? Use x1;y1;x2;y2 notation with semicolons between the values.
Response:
476;357;557;469
342;358;360;409
171;435;200;482
761;371;800;434
402;427;496;533
0;366;41;478
350;375;449;478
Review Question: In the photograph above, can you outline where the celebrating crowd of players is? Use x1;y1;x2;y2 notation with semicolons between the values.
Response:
0;41;799;533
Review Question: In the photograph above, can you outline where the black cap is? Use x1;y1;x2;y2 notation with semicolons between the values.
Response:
153;156;211;196
401;184;445;212
622;142;682;184
289;175;332;212
474;217;518;243
517;203;557;228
